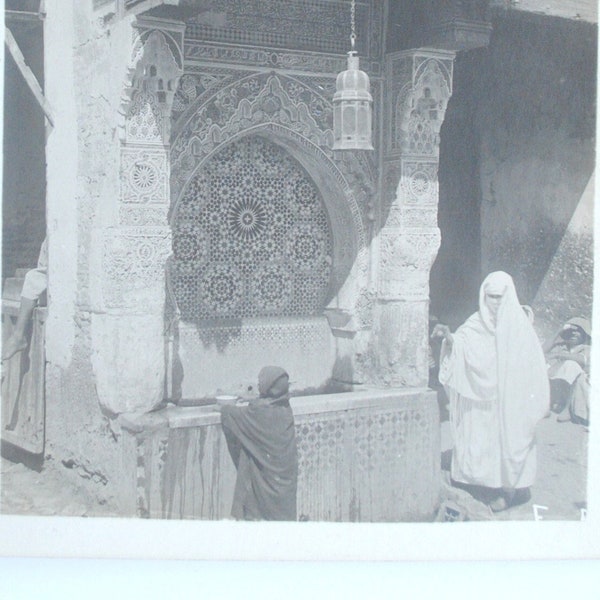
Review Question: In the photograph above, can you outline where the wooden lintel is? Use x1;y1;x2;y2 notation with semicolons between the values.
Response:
5;10;45;23
4;25;54;128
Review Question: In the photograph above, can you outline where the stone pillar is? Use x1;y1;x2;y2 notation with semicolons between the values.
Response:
91;19;184;414
374;50;454;387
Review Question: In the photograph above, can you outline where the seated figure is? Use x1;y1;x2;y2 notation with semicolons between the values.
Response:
2;237;48;361
545;317;591;425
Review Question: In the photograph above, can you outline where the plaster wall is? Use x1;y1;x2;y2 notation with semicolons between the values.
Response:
42;1;138;499
477;13;596;319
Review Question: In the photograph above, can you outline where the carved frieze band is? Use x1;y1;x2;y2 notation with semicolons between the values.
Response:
185;42;381;77
118;206;168;227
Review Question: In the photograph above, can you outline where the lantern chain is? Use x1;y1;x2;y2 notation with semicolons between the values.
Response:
350;0;356;50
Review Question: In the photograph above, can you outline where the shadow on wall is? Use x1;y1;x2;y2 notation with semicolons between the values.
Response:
431;13;596;327
476;12;596;307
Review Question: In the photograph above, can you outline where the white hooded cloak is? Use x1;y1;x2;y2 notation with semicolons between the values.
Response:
439;271;550;489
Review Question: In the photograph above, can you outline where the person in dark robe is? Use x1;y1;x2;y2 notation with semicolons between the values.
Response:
219;366;298;521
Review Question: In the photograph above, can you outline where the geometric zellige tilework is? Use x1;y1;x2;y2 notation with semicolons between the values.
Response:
172;136;333;321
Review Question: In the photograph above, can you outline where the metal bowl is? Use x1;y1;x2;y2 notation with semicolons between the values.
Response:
215;395;238;406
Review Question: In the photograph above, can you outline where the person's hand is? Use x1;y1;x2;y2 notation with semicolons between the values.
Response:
431;323;452;342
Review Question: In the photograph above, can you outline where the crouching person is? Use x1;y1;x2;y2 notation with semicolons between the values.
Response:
220;366;298;521
546;317;591;425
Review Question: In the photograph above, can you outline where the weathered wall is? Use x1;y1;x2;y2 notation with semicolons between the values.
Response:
42;0;134;502
431;11;595;330
532;171;594;340
477;12;596;314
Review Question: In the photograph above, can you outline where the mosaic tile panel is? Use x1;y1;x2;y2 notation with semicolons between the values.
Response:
172;136;333;321
294;397;440;521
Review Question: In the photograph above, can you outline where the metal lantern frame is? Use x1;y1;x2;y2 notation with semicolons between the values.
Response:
332;0;374;150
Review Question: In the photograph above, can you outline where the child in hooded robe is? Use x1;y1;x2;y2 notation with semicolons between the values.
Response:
219;366;298;521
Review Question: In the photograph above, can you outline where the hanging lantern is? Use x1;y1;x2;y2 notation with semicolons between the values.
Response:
333;0;373;150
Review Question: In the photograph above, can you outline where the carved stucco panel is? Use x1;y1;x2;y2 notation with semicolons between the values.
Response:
172;71;235;126
383;159;439;228
400;61;452;156
170;73;373;251
171;74;333;175
387;54;453;157
378;230;441;300
102;227;171;311
384;207;438;229
122;28;184;144
120;147;169;205
383;160;402;208
400;160;439;205
401;208;438;228
414;55;453;92
119;206;168;226
125;91;163;144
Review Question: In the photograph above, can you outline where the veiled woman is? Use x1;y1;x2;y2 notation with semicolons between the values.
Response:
433;271;549;511
219;366;298;521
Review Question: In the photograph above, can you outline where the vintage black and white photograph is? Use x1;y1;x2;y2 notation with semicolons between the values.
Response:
0;0;598;560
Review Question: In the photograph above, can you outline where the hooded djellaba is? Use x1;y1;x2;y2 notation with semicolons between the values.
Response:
220;366;298;521
436;271;550;511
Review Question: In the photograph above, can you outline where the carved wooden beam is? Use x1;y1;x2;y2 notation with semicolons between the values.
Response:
4;25;54;128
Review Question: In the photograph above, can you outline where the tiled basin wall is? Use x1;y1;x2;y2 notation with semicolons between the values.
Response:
119;388;441;522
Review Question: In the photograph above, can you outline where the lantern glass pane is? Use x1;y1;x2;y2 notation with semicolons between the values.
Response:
333;104;342;142
343;105;356;137
357;104;369;137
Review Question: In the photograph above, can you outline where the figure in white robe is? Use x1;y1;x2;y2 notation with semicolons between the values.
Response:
434;271;549;511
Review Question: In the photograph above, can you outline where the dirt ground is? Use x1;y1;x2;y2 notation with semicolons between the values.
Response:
439;413;588;522
0;446;119;518
0;411;589;522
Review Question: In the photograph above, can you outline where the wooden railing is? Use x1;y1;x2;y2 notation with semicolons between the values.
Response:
1;303;46;455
